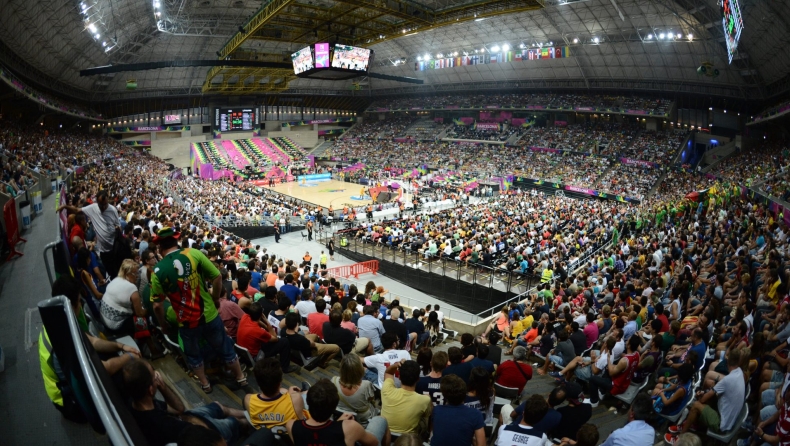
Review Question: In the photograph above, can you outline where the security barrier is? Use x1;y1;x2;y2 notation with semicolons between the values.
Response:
325;260;379;279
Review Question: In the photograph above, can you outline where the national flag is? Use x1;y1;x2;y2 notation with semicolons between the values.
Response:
429;60;435;69
515;52;522;61
490;55;497;63
562;46;570;57
456;57;461;66
541;48;549;59
555;47;562;58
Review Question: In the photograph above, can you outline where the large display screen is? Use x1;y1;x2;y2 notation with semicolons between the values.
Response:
214;108;256;132
291;46;314;74
721;0;744;63
163;114;181;124
314;43;330;68
331;44;371;71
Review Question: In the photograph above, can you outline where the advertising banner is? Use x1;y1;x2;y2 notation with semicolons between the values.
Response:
619;157;658;168
475;122;500;130
109;125;190;133
529;146;562;154
512;177;640;203
297;173;332;182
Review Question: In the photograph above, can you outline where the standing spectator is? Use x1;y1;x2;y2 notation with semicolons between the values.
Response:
150;227;248;392
600;394;655;446
217;288;245;339
59;190;122;277
381;360;432;435
358;305;386;353
431;374;486;446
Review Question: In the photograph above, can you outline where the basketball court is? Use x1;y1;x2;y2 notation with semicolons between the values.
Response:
266;179;413;209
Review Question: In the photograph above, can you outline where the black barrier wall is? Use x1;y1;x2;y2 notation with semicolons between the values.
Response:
337;246;520;314
220;225;305;240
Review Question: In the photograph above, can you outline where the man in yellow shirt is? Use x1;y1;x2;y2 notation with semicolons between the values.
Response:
381;360;432;435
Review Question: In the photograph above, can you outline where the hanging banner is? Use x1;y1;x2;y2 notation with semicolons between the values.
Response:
108;125;189;133
475;122;500;130
619;158;659;168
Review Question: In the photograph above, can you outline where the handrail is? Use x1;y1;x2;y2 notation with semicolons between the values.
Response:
43;295;132;445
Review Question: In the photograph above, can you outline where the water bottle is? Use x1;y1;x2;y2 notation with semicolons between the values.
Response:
719;350;725;362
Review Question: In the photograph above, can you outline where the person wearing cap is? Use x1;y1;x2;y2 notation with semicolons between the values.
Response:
551;382;592;441
150;226;248;393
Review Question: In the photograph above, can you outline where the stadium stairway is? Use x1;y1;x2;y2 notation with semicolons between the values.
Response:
309;140;334;156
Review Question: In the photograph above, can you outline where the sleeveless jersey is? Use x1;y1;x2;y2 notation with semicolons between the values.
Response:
248;392;307;429
611;351;639;395
291;420;345;446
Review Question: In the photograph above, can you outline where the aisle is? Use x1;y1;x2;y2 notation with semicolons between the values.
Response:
0;193;104;445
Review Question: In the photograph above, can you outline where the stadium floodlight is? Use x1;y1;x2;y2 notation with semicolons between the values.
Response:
480;47;485;52
659;33;665;39
676;33;682;39
491;45;500;52
424;53;430;60
453;51;458;56
519;43;525;49
687;33;693;40
502;44;509;52
646;34;652;39
549;42;553;45
593;37;599;43
88;23;97;33
95;33;100;39
102;41;106;46
573;38;579;43
417;56;422;61
436;53;442;58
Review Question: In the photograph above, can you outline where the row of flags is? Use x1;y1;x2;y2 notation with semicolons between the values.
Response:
415;47;571;71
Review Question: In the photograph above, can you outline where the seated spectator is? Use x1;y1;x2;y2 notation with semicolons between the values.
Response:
405;308;430;347
465;366;495;424
558;423;599;446
236;302;299;373
280;312;339;369
279;273;301;305
666;348;746;444
601;393;655;446
495;394;553;446
294;288;317;320
381;360;432;435
383;308;414;349
358;305;386;353
538;329;574;376
100;258;144;332
431;374;486;446
244;357;309;430
323;311;372;356
125;359;249;445
552;382;592;440
307;299;329;340
332;353;378;426
585;336;641;407
417;351;449;406
287;378;389;446
364;332;412;387
501;387;565;432
469;344;496;375
217;287;244;339
443;346;475;385
495;346;533;394
650;363;694;417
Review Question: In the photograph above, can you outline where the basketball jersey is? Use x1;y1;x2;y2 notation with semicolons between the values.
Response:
291;420;345;446
611;351;639;395
247;392;308;429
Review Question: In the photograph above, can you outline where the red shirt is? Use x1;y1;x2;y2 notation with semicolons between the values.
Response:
69;225;86;255
218;298;245;338
236;314;271;357
307;312;329;340
656;314;670;333
495;360;533;393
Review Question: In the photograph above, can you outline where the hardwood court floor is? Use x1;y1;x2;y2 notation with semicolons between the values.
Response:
268;179;412;209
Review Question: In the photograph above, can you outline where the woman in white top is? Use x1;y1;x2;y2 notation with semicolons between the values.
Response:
332;353;377;426
100;259;145;331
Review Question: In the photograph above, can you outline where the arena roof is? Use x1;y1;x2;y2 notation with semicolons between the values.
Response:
0;0;788;102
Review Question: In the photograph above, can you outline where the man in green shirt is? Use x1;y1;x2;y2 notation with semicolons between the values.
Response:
151;227;247;393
